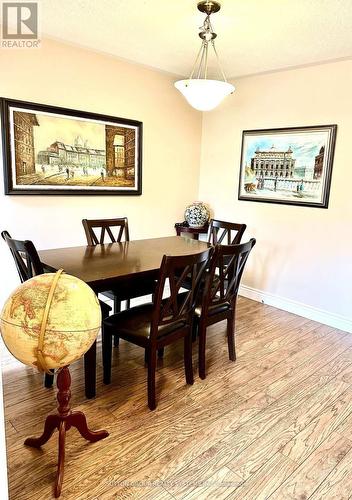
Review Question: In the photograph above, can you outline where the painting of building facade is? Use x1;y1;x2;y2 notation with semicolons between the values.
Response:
238;126;336;208
1;98;142;195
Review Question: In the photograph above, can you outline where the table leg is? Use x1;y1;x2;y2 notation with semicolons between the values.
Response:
44;370;54;388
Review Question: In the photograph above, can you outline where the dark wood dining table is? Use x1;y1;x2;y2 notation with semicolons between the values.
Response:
39;236;209;398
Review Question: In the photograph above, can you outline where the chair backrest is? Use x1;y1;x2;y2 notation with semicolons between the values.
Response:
1;230;44;282
202;239;256;314
150;247;213;341
82;217;130;245
207;219;246;246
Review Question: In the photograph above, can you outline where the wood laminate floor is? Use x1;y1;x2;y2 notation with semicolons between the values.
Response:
2;297;352;499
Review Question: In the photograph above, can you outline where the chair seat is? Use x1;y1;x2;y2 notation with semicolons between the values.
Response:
104;302;187;346
195;301;231;317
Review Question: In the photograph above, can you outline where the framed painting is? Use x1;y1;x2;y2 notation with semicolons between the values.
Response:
1;98;142;195
238;125;337;208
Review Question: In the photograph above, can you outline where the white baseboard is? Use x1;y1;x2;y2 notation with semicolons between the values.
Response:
239;284;352;334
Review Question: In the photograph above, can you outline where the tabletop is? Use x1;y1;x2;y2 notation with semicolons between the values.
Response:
39;236;210;292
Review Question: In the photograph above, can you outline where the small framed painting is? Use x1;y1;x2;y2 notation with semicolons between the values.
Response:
238;125;337;208
1;97;142;195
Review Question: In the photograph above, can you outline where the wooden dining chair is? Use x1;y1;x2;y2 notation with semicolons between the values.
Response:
204;219;247;292
177;219;247;299
1;230;111;396
196;239;256;379
82;217;157;347
102;247;213;410
207;219;247;246
1;231;56;388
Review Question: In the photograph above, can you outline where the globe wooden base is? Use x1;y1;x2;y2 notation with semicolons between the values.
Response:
24;366;108;497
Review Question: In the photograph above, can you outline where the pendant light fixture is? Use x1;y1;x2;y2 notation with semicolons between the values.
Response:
175;1;234;111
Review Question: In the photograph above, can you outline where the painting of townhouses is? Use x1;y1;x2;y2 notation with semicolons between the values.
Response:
238;126;336;208
1;98;142;195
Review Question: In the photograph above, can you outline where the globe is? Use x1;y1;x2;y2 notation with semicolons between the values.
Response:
0;271;101;371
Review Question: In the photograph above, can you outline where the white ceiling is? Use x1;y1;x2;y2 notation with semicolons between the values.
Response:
42;0;352;79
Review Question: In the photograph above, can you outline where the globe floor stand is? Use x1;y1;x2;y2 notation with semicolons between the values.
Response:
24;366;109;498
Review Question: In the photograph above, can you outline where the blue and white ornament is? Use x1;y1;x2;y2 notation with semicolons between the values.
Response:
184;201;210;228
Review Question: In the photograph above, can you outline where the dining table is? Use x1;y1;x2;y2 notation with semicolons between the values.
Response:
39;235;209;398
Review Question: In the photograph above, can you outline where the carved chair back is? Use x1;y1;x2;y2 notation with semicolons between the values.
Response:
1;230;44;282
202;239;256;315
150;248;213;341
82;217;130;245
207;219;246;246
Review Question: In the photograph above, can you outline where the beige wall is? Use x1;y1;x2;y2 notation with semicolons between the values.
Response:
199;59;352;328
0;41;351;327
0;38;202;304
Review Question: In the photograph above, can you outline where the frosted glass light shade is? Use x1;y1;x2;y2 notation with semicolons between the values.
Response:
174;79;235;111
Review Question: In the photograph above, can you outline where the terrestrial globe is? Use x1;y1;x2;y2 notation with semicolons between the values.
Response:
0;271;101;371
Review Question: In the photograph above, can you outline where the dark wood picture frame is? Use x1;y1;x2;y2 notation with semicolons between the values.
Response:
1;97;143;195
238;125;337;208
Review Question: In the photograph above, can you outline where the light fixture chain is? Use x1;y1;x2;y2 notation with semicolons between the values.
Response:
204;41;209;79
197;41;207;79
189;42;205;80
211;40;228;82
205;15;214;35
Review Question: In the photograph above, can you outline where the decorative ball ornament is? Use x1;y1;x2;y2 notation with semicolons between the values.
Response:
0;270;101;372
184;201;210;228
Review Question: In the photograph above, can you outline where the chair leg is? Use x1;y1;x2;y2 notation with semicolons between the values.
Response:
198;322;207;380
147;348;157;410
44;370;54;388
102;325;113;384
99;300;111;319
158;348;164;359
191;319;198;343
125;299;131;309
184;333;194;385
113;298;121;314
113;299;121;347
227;312;236;361
144;349;149;365
84;341;97;399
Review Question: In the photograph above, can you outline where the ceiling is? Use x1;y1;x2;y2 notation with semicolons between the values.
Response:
42;0;352;79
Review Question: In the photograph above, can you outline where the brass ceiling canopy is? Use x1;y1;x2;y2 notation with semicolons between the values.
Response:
197;1;221;15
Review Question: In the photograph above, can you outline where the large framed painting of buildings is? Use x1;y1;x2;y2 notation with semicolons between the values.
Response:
1;98;142;195
238;125;337;208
